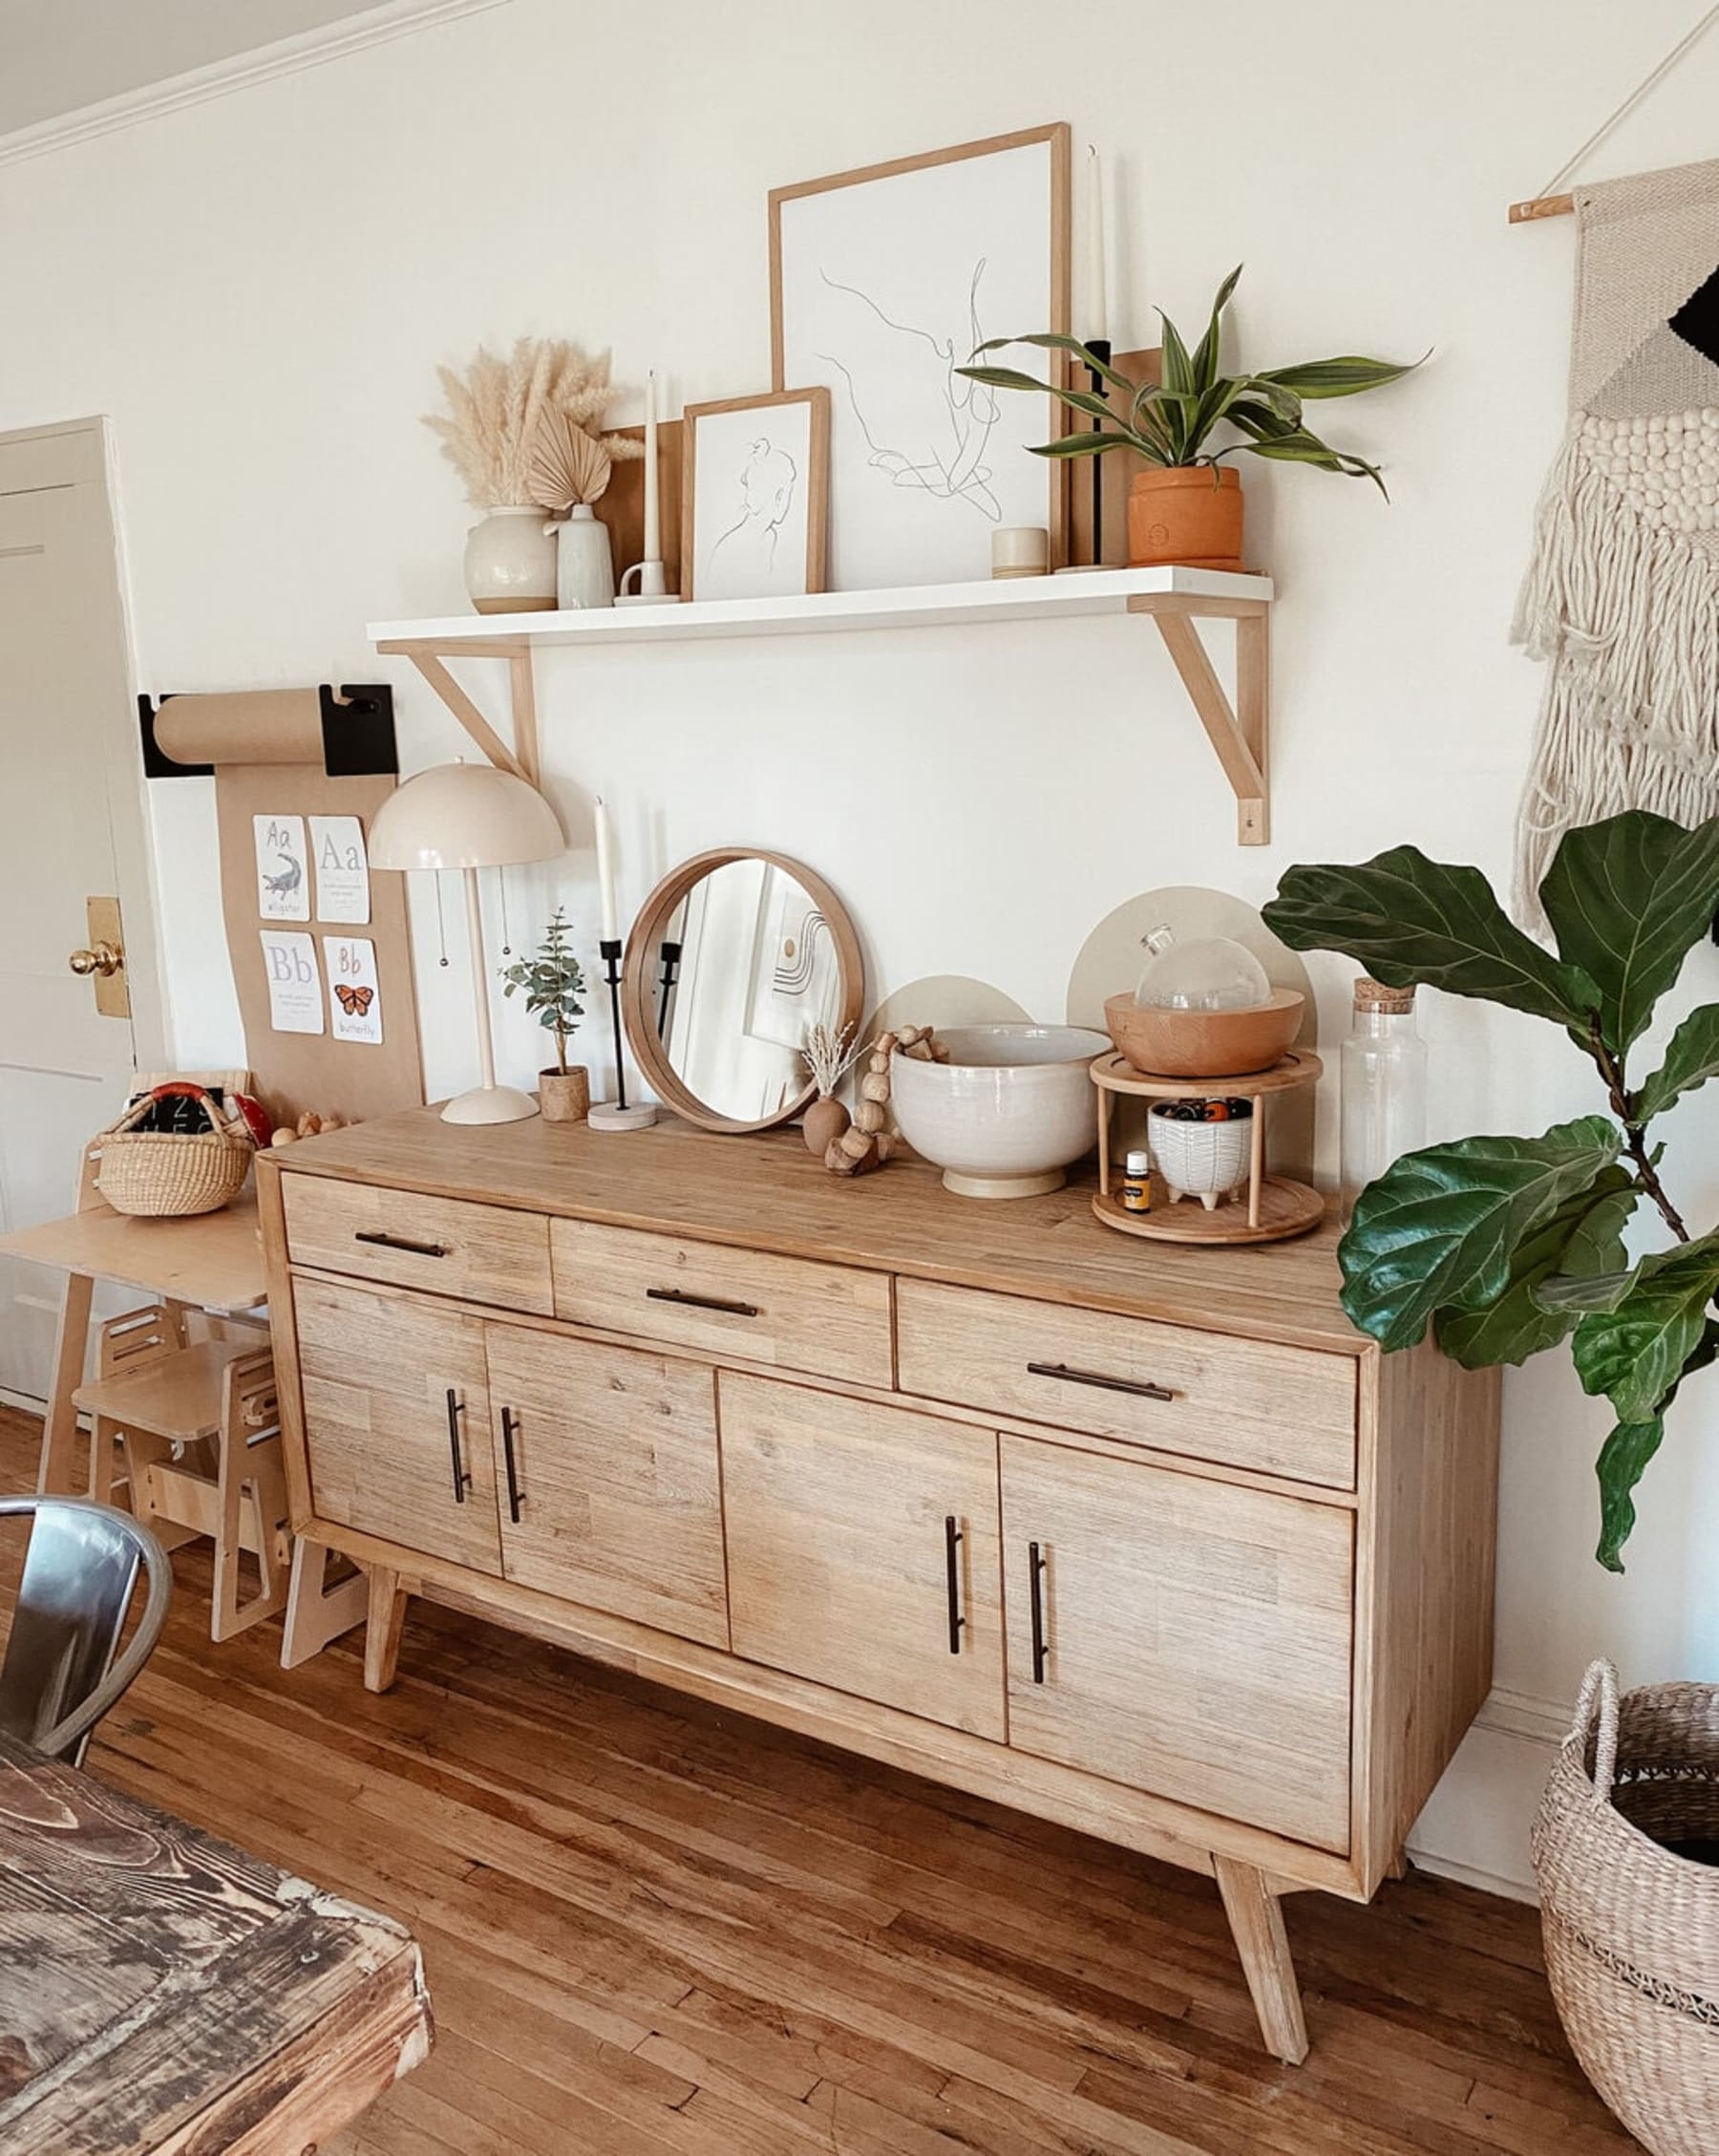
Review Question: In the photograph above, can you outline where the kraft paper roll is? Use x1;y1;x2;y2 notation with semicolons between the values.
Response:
153;689;326;768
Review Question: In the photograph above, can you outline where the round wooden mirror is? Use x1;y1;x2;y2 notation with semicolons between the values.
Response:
621;849;865;1134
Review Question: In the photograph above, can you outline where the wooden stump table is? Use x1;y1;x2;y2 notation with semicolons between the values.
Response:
0;1730;431;2152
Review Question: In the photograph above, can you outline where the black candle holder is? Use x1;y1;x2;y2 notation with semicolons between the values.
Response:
656;939;683;1038
587;936;657;1133
1086;334;1113;567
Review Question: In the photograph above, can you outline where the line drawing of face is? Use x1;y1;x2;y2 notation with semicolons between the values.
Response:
711;436;800;575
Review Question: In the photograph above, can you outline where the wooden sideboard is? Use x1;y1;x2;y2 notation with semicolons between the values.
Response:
257;1109;1500;2064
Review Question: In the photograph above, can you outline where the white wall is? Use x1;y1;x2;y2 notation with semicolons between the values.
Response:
4;0;1716;1894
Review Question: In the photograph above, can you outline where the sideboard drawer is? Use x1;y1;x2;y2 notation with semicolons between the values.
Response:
552;1219;892;1387
284;1175;553;1314
896;1279;1357;1489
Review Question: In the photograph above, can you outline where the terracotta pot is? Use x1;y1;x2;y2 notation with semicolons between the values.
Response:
538;1066;590;1123
1127;466;1244;572
802;1095;850;1157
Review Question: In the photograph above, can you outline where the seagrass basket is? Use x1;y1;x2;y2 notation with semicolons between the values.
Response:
94;1087;254;1218
1532;1659;1719;2155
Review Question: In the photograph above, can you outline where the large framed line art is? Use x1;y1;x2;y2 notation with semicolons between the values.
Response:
770;124;1072;592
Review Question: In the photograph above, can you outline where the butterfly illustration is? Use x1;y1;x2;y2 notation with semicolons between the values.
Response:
334;984;374;1016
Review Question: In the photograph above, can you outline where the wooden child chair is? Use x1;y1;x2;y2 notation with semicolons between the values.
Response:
72;1326;291;1643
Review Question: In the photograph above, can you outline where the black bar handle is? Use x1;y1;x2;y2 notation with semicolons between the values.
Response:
445;1388;471;1505
1027;1360;1174;1403
356;1229;449;1259
1028;1541;1049;1684
944;1515;965;1655
647;1287;760;1319
500;1407;523;1524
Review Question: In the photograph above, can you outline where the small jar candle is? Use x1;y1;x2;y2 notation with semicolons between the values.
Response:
991;525;1050;579
1120;1147;1152;1213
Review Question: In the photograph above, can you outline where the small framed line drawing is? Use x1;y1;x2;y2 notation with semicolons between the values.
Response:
681;388;830;603
771;123;1071;591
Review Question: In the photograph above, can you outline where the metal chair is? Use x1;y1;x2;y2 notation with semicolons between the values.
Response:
0;1498;172;1767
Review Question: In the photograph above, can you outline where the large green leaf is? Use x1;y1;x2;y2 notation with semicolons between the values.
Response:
1236;429;1386;492
1263;849;1602;1028
1593;1319;1719;1569
1157;306;1197;396
1539;811;1719;1057
1571;1230;1719;1421
1595;1418;1666;1573
1253;353;1422;398
1634;1004;1719;1122
1338;1117;1624;1353
1435;1169;1637;1368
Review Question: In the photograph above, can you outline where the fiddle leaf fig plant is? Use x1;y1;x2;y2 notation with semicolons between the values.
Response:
1260;809;1719;1571
955;265;1419;493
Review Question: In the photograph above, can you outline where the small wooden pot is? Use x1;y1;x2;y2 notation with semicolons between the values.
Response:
1127;466;1244;572
538;1066;590;1123
802;1096;851;1157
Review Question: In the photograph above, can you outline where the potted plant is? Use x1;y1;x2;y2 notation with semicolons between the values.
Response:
1261;809;1719;2153
957;267;1416;571
500;907;589;1122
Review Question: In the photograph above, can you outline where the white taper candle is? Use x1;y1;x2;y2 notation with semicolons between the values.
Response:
1086;145;1109;344
642;370;660;565
594;796;619;942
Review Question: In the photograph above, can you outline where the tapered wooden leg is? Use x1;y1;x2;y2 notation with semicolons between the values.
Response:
38;1270;95;1493
1215;1857;1309;2064
282;1538;369;1669
363;1566;410;1694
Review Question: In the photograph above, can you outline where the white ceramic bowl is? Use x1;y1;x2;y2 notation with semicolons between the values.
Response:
891;1024;1109;1200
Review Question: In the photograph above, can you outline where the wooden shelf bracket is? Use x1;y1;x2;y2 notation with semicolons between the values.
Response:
1128;593;1269;845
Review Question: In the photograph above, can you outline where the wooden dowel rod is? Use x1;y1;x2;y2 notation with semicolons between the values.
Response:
1508;192;1576;224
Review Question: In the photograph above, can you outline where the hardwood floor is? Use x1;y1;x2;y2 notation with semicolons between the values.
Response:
0;1404;1630;2154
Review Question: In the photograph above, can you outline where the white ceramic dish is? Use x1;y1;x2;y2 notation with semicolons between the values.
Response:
891;1024;1109;1200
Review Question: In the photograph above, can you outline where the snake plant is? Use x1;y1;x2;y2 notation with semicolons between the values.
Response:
957;266;1416;493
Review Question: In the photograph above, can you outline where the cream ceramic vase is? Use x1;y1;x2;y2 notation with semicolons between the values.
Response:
464;504;557;614
555;503;615;609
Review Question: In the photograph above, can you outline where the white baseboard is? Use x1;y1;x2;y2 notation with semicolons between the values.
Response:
1405;1683;1574;1905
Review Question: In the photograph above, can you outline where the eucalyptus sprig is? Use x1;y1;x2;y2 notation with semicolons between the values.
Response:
957;266;1418;493
1261;810;1719;1570
499;906;586;1076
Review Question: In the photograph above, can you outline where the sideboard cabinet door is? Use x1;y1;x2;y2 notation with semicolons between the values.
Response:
719;1374;1006;1740
483;1325;728;1650
999;1435;1354;1851
295;1276;501;1574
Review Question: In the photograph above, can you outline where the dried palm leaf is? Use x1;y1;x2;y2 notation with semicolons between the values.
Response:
530;410;614;512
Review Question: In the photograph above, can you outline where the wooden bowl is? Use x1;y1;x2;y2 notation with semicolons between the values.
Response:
1103;989;1305;1078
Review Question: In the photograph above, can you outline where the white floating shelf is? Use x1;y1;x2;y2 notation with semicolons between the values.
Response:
370;565;1276;843
368;565;1273;651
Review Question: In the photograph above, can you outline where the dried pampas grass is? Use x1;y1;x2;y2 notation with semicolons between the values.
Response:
424;337;643;511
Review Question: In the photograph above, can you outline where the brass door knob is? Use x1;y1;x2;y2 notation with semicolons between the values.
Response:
69;940;124;978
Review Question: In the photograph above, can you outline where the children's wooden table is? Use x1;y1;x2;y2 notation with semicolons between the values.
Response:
0;1187;267;1493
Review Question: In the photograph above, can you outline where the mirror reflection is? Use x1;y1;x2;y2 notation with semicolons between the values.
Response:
650;859;845;1123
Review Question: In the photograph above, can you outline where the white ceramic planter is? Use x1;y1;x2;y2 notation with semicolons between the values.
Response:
891;1024;1108;1200
463;504;557;614
1148;1106;1251;1209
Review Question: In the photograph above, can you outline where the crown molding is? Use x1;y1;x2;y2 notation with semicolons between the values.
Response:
0;0;515;170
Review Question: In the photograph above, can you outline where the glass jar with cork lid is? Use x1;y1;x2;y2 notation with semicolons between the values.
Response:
1341;976;1428;1220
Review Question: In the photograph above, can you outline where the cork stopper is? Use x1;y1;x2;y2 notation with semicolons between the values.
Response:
1354;975;1416;1014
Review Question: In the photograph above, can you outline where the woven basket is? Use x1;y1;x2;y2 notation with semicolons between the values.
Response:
94;1087;254;1219
1532;1659;1719;2155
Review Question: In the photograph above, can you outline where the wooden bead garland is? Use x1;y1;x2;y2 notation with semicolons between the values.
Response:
823;1025;948;1177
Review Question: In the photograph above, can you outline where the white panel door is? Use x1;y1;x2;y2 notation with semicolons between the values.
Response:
0;422;158;1403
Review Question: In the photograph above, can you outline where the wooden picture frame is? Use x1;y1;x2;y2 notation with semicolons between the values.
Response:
680;388;830;604
769;123;1072;590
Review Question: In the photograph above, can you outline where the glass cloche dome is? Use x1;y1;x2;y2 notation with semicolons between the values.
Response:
1133;925;1272;1013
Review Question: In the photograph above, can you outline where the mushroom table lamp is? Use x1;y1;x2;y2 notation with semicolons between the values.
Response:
369;760;564;1124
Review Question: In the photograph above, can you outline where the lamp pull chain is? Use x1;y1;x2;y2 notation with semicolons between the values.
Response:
499;866;513;955
435;870;450;967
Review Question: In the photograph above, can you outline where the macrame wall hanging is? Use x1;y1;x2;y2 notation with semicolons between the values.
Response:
1509;9;1719;918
